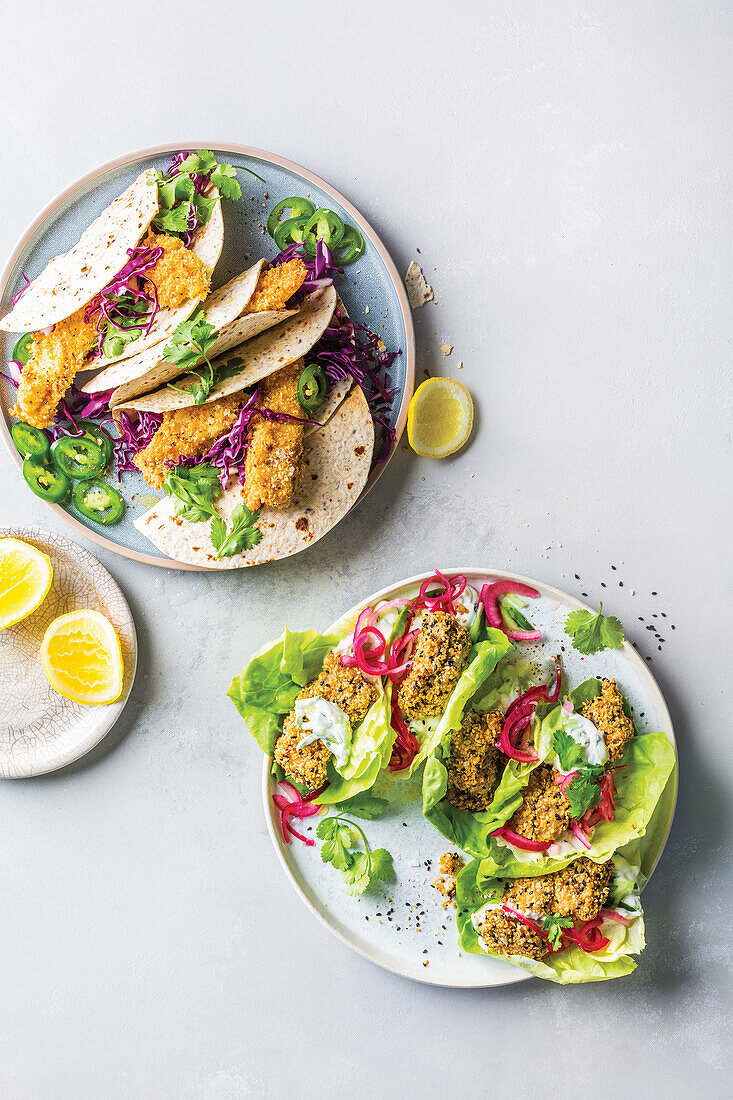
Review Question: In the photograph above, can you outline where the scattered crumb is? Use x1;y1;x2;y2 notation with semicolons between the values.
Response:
365;305;370;313
405;261;434;308
457;360;464;368
440;343;453;356
432;852;465;909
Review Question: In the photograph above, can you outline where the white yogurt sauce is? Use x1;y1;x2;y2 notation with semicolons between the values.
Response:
295;697;352;767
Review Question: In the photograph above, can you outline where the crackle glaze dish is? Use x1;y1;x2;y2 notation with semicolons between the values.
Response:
261;568;677;987
0;526;136;776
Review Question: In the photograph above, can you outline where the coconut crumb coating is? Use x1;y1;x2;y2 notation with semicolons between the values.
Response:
242;361;304;512
11;306;97;427
246;258;307;313
399;611;471;720
504;857;613;922
133;393;241;488
480;857;614;959
143;233;212;309
445;710;504;811
582;678;634;761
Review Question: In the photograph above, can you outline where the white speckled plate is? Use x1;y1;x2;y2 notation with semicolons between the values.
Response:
0;526;137;777
262;568;678;987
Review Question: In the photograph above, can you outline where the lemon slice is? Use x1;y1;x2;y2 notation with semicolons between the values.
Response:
407;377;474;458
41;609;124;705
0;537;53;629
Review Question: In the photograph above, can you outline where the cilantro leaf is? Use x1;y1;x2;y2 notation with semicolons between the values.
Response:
541;914;574;951
163;464;261;560
163;463;222;523
368;848;394;882
211;503;262;559
552;727;585;772
565;765;605;818
210;163;242;201
565;603;625;655
343;852;372;895
152;203;192;234
317;813;394;895
100;295;149;358
332;793;388;820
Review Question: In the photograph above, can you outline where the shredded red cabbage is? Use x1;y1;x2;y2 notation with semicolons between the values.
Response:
85;242;164;359
174;388;318;489
113;410;164;476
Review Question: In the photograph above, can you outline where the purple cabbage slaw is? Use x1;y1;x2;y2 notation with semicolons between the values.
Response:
174;388;319;490
85;242;164;359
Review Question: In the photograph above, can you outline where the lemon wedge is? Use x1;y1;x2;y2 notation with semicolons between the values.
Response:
41;609;124;705
407;377;474;458
0;537;53;629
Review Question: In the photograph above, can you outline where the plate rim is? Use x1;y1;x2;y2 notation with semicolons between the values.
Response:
0;141;416;571
0;524;138;777
260;566;678;988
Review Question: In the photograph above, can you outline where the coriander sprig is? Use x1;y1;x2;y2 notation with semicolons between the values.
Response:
541;914;574;951
164;309;219;404
564;603;625;655
316;809;393;896
162;463;262;559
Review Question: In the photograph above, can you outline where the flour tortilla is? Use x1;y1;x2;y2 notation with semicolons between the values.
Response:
83;260;299;405
90;187;225;368
0;171;160;333
113;285;337;414
134;384;373;568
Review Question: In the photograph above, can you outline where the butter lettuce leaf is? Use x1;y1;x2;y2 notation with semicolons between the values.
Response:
456;856;645;984
228;626;394;802
422;654;553;857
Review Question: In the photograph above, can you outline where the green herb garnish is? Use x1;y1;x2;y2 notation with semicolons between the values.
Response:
564;765;605;818
162;463;262;559
564;603;625;655
316;813;393;895
164;309;219;404
540;913;574;951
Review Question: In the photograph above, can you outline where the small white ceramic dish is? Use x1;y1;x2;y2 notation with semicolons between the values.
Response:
0;526;137;776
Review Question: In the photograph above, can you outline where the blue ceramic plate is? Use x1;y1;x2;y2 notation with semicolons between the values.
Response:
0;143;415;569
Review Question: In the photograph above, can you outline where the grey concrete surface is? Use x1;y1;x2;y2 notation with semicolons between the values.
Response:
0;2;730;1097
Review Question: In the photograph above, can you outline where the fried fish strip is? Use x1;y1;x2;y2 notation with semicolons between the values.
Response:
133;393;241;488
242;361;305;511
11;306;97;427
142;233;212;309
246;258;307;313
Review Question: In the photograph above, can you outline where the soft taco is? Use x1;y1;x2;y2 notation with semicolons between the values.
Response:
93;281;336;409
133;382;374;568
2;150;245;428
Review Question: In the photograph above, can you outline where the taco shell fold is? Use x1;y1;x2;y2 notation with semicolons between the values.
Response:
0;171;160;333
134;382;373;568
90;187;225;368
112;284;337;413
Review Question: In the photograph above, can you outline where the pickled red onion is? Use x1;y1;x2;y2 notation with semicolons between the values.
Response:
492;826;551;852
480;580;542;642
